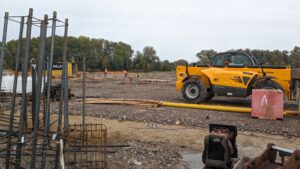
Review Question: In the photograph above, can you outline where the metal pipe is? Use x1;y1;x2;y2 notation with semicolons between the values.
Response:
63;18;69;127
30;14;48;169
5;16;24;169
41;11;57;169
0;12;8;92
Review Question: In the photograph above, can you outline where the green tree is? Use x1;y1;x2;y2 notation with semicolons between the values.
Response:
290;46;300;67
196;49;217;64
133;51;143;69
174;59;188;66
112;42;133;70
142;46;160;71
160;60;174;71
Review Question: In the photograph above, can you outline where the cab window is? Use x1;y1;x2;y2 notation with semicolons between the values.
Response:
231;53;253;66
212;53;253;66
212;53;234;66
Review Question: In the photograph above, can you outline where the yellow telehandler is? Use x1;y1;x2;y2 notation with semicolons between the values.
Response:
176;51;300;103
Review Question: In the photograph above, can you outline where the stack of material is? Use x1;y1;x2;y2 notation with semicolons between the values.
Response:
118;78;172;85
44;83;72;101
0;92;12;103
138;78;171;83
82;98;160;107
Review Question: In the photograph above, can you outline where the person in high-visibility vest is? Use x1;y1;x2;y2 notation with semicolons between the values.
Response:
124;70;128;78
104;68;108;78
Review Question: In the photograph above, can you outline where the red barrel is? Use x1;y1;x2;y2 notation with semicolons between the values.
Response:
251;89;284;120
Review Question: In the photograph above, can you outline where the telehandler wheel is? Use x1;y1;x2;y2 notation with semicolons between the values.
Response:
182;78;207;103
205;92;214;101
254;80;284;91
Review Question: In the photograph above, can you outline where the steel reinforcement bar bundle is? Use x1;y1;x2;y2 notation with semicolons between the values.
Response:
0;8;69;169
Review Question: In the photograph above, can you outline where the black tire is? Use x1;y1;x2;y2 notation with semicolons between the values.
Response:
181;78;207;103
254;80;284;91
205;92;214;101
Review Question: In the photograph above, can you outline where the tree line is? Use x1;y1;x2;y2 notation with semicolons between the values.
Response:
1;36;175;72
1;35;300;72
196;47;300;67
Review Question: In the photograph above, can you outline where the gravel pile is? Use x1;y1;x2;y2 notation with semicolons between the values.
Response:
109;140;184;169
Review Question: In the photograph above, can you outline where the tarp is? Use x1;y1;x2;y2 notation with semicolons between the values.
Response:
1;75;44;93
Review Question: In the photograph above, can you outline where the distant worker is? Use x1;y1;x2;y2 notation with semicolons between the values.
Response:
128;75;133;83
136;73;141;81
104;68;108;78
124;70;128;78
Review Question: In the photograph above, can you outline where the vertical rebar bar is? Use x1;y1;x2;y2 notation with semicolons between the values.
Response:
0;12;8;92
82;57;87;169
5;16;24;169
41;11;57;169
54;72;64;169
19;8;34;135
83;57;86;128
46;11;56;133
54;55;65;169
0;12;8;97
31;65;36;127
30;14;48;169
63;19;69;127
31;63;36;126
43;62;46;127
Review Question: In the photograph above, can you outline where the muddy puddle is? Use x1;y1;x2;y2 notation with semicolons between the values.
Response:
181;150;205;169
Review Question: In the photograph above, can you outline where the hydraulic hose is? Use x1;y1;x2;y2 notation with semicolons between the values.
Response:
160;101;299;116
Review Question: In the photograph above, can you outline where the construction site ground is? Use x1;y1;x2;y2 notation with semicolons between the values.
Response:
56;71;300;169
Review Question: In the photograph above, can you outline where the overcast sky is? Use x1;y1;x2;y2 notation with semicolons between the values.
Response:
1;0;299;62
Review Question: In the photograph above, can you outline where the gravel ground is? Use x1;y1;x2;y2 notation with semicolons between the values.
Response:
109;140;185;169
66;72;300;137
2;72;298;169
49;71;300;169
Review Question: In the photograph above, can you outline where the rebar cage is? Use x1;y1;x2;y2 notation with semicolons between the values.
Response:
64;123;108;169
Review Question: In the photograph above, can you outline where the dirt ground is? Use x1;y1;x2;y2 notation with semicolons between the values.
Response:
1;71;299;168
48;71;299;169
67;72;300;137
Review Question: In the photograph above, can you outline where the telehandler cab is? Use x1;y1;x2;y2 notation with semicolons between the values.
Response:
176;51;300;103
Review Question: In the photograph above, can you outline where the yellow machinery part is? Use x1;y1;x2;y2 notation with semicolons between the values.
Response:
175;65;292;98
160;101;299;116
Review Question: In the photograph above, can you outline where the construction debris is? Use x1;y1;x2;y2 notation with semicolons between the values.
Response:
236;144;300;169
138;78;172;83
44;83;73;101
108;140;182;169
81;98;160;107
